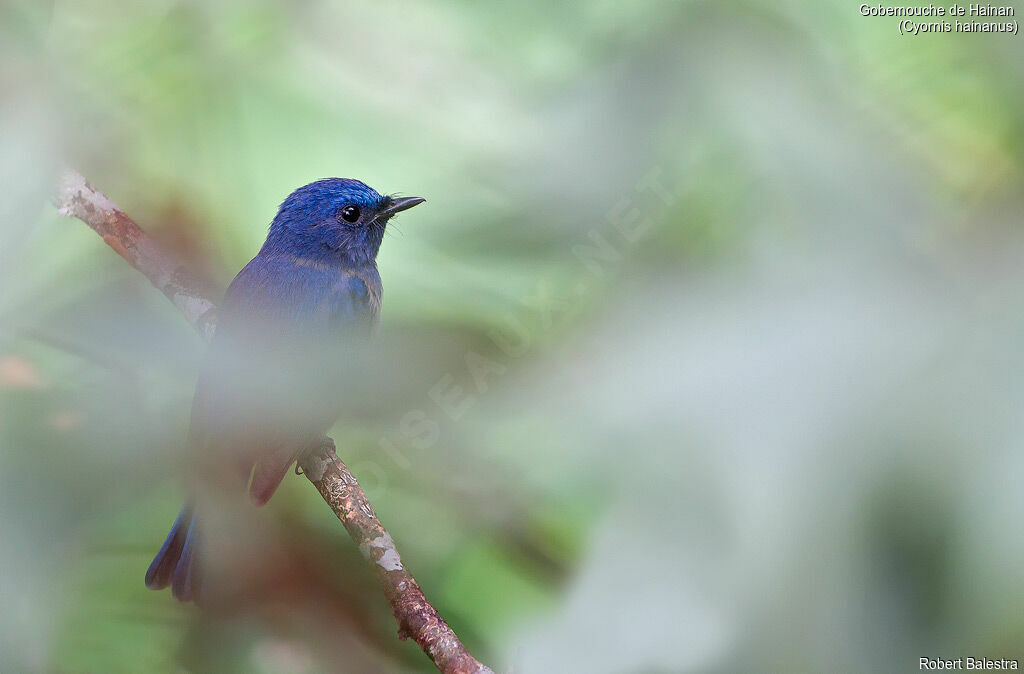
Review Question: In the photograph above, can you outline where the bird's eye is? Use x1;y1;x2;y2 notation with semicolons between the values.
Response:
339;205;361;223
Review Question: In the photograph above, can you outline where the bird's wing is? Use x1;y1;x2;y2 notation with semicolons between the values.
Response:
325;271;381;334
189;255;378;504
220;255;344;333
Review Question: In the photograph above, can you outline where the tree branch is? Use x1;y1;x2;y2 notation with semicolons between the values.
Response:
54;170;219;341
53;168;494;674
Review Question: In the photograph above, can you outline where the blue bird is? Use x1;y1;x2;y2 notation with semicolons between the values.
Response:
145;178;424;602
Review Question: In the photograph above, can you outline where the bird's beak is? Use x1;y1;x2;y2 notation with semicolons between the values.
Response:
380;196;426;219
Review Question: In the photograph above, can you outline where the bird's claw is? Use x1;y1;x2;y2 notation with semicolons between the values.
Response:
316;436;336;457
299;436;335;464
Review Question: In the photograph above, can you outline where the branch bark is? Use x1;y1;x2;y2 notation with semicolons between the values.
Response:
53;168;493;674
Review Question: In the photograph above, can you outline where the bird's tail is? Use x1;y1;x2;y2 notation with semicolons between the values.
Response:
145;504;201;602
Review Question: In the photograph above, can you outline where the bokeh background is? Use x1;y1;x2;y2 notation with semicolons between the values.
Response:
3;1;1024;672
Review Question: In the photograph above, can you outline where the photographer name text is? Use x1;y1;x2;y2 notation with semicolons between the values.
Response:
920;657;1019;670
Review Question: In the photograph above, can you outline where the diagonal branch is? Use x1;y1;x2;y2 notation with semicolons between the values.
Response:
54;170;219;341
53;168;493;674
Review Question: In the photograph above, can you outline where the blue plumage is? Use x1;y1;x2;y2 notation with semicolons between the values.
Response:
146;178;424;602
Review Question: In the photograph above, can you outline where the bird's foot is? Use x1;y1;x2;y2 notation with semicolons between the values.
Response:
296;436;336;475
296;436;335;483
314;435;336;457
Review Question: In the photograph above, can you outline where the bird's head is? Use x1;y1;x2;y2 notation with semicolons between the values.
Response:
262;178;424;266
